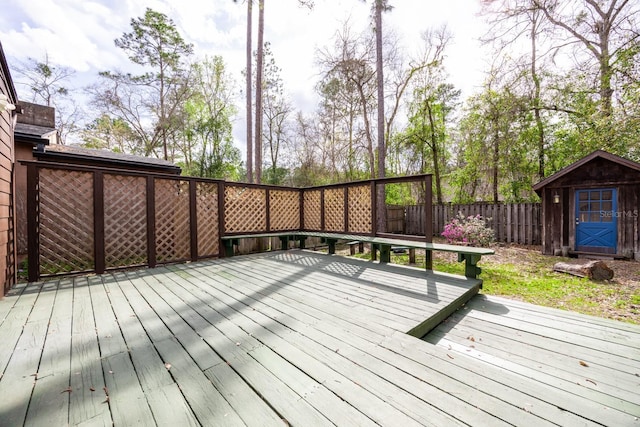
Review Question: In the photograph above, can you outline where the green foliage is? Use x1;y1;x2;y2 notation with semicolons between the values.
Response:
179;56;240;180
115;8;193;70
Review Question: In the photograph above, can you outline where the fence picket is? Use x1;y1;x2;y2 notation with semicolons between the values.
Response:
402;203;541;245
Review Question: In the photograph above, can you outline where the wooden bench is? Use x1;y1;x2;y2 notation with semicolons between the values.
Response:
220;231;494;279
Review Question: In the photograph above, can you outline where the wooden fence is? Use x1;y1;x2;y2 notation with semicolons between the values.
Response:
399;203;541;245
24;160;432;281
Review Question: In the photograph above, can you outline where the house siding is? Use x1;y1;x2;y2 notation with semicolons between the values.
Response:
0;69;16;294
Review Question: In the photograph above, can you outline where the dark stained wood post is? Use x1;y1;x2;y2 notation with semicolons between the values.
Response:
218;181;226;257
26;163;39;283
93;171;105;275
370;180;377;237
370;180;378;261
299;189;305;230
146;176;156;268
320;189;325;231
425;175;433;270
265;188;271;232
189;180;198;261
343;186;349;233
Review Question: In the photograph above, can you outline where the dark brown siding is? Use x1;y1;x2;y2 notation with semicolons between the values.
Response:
538;157;640;258
0;70;16;294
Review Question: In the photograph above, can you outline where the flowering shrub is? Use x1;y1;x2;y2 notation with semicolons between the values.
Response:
441;212;495;247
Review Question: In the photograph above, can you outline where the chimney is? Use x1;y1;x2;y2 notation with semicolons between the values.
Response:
16;101;55;128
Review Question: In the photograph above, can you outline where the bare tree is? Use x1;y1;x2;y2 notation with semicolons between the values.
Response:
532;0;639;118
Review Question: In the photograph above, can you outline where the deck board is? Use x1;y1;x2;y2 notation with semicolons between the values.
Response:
424;294;640;426
0;249;638;426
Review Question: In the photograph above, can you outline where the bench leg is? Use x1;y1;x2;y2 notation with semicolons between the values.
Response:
223;239;237;257
358;242;364;253
279;235;290;250
298;236;306;249
425;250;432;271
458;253;482;279
379;244;391;263
409;248;416;264
349;244;356;256
327;239;337;255
371;243;378;261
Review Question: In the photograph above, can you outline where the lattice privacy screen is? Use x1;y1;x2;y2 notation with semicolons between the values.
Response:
39;168;94;275
324;188;345;232
303;190;321;230
225;186;267;233
269;190;300;231
104;174;147;268
155;179;190;262
196;182;219;256
348;185;372;233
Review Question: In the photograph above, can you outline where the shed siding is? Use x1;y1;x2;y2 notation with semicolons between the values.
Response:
539;157;640;258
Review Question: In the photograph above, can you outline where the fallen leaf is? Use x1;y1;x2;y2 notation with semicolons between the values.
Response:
579;361;589;367
586;379;597;386
447;354;454;359
60;387;72;394
165;363;172;370
467;336;475;342
90;387;95;392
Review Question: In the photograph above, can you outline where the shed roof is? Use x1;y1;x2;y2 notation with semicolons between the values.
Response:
34;144;182;174
532;150;640;194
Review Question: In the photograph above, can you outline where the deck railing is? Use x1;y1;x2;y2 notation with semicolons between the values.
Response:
24;160;432;281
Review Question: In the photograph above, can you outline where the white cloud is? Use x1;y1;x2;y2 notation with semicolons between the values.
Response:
1;0;490;152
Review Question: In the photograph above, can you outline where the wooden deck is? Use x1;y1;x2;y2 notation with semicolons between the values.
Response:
0;249;638;426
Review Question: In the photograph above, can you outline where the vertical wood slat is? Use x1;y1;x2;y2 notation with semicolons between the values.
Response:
189;180;198;262
146;176;156;268
93;172;105;275
26;163;39;283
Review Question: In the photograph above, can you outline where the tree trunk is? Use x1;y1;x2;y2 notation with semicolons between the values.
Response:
245;0;253;183
375;0;386;233
553;260;614;281
531;9;545;179
254;0;265;183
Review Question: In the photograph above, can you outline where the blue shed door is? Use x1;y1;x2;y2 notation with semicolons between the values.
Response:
575;189;617;254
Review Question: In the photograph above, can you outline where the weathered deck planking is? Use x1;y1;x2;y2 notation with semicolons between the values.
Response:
424;294;640;426
0;249;638;426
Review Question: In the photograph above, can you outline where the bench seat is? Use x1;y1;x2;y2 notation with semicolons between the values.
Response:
220;231;494;280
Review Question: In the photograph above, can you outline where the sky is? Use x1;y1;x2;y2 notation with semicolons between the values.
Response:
0;0;490;148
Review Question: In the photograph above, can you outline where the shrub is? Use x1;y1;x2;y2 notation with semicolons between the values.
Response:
441;212;495;247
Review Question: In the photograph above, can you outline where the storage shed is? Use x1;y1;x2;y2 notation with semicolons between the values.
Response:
533;150;640;259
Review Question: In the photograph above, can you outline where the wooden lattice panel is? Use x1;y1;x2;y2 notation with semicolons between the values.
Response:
324;188;345;232
196;182;219;256
348;185;372;233
224;186;267;233
155;179;190;262
303;190;321;230
270;190;300;231
104;174;147;268
39;168;94;275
